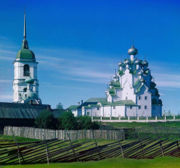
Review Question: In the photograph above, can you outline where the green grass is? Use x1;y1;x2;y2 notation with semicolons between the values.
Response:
4;157;180;168
105;121;180;128
0;135;39;142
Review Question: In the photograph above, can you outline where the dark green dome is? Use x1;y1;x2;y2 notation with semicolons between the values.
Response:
16;48;35;60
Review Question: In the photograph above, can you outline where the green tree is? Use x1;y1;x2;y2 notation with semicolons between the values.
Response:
56;102;63;110
35;110;57;129
77;116;92;129
58;110;77;130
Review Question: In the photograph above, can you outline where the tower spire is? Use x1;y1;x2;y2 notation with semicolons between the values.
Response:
22;12;29;49
24;12;26;40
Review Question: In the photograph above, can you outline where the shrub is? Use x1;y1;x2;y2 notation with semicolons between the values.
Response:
77;116;100;130
58;110;77;130
35;110;57;129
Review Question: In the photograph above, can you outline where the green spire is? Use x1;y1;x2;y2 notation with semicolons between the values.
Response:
22;12;29;49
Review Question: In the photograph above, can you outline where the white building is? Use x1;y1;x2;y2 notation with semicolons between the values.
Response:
69;46;162;117
13;14;41;104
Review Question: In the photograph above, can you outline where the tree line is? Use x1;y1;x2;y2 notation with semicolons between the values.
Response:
35;109;100;130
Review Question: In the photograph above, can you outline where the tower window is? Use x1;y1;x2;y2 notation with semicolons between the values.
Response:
144;105;147;109
138;106;141;109
139;96;141;100
24;64;30;76
145;96;147;100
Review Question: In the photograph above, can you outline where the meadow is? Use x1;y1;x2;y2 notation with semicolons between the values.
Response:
4;157;180;168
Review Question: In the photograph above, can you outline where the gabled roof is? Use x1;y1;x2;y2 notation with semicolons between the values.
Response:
0;102;50;119
86;98;107;103
86;98;136;106
68;105;79;110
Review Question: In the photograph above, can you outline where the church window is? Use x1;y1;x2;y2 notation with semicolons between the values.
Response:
144;105;147;109
130;106;132;109
113;106;116;109
139;96;141;100
24;64;30;76
138;106;141;109
145;96;147;100
97;107;100;110
23;88;27;92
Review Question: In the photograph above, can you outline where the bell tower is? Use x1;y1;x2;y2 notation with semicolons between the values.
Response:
13;13;41;104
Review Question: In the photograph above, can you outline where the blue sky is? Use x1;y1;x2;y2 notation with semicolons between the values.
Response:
0;0;180;114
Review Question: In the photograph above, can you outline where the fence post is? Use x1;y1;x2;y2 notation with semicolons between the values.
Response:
43;134;50;165
118;131;124;158
119;115;121;121
155;116;157;121
159;141;164;157
11;127;24;164
137;116;139;121
92;130;101;160
164;115;166;121
67;131;79;161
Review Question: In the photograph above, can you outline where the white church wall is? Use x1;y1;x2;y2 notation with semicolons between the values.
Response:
125;106;138;117
136;88;152;117
111;106;125;117
121;69;136;102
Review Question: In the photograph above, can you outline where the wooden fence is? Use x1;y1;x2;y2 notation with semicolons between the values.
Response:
0;137;180;165
4;126;125;140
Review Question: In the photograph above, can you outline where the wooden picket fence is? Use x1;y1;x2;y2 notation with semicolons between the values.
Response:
4;126;125;140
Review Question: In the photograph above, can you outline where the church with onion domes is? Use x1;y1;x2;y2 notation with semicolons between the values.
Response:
69;46;162;118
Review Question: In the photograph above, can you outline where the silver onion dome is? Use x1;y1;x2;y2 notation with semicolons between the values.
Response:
128;45;138;55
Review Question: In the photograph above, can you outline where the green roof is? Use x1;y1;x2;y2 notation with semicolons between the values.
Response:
86;98;136;106
16;48;35;61
102;100;137;106
136;84;144;93
68;105;79;110
110;81;121;88
134;80;141;88
0;102;50;119
86;98;107;104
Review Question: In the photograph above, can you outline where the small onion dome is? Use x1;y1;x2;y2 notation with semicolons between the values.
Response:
134;59;140;64
25;77;34;84
128;45;138;55
140;78;145;83
27;91;38;99
124;59;130;64
142;60;148;66
118;62;123;66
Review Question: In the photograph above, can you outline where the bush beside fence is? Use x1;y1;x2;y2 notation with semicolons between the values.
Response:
3;126;125;140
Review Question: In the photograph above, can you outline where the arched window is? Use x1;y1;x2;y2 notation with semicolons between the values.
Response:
24;64;30;76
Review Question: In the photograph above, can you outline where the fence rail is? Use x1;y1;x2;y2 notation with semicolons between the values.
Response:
92;115;180;123
4;126;125;140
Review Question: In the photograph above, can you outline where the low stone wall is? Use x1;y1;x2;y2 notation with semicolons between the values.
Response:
4;126;125;140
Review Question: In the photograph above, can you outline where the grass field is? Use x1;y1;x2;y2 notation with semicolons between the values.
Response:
105;121;180;129
4;157;180;168
0;134;39;142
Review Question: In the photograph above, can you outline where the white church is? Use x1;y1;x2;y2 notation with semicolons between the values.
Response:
69;46;162;117
13;14;41;104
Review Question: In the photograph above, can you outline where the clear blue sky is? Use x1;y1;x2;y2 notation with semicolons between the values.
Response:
0;0;180;114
